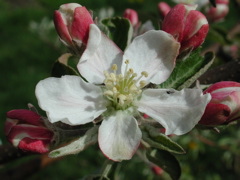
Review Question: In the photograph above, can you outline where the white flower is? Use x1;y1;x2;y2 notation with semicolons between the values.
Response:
36;24;211;161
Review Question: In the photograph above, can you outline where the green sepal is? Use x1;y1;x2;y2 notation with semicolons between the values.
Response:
158;48;215;90
101;17;133;51
51;53;79;77
141;125;185;154
49;126;98;158
146;148;181;180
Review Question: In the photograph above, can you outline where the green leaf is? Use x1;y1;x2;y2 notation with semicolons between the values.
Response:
51;53;79;77
102;17;133;51
208;27;232;45
49;126;98;158
146;148;181;180
141;125;185;154
159;48;215;90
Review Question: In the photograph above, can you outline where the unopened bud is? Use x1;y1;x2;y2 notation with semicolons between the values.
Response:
123;8;139;27
199;81;240;126
162;4;209;54
158;2;171;18
205;0;229;23
53;3;94;55
5;109;54;153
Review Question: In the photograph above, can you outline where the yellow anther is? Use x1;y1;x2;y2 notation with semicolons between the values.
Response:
140;80;147;88
118;94;127;105
112;87;117;94
103;59;149;110
111;64;118;71
128;68;134;74
104;71;109;77
118;74;123;80
109;73;116;81
104;90;114;96
118;94;126;100
130;85;138;91
141;71;148;77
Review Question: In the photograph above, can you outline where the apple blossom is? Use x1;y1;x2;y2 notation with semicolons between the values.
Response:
162;4;209;53
36;24;211;161
199;81;240;126
5;109;54;153
53;3;94;54
205;0;229;22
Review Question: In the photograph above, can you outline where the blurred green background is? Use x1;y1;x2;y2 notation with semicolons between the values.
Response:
1;0;240;179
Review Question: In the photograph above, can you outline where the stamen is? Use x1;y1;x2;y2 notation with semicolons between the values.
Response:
124;59;129;76
103;59;148;110
104;90;114;96
104;71;109;77
128;68;134;74
118;94;126;105
141;71;148;77
111;64;118;71
140;80;147;88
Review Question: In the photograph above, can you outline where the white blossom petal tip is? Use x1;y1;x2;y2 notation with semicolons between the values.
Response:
35;75;107;125
137;88;211;135
78;24;123;84
98;110;142;161
122;30;180;85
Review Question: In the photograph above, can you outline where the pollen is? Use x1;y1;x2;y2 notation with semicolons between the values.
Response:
103;60;148;110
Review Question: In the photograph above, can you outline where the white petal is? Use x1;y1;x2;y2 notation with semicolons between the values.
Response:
98;110;142;161
137;88;211;135
122;30;180;84
78;24;123;84
35;75;107;125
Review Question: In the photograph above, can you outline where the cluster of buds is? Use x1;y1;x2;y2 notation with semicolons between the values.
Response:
53;3;94;55
161;4;209;54
199;81;240;126
4;108;54;153
162;4;209;53
205;0;229;23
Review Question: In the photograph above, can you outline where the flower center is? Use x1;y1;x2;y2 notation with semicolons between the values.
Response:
103;60;148;110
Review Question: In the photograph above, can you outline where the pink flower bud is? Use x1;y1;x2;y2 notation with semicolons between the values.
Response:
205;0;229;22
151;165;164;175
162;4;209;53
158;2;171;18
5;109;54;153
199;81;240;126
53;3;94;52
123;8;139;27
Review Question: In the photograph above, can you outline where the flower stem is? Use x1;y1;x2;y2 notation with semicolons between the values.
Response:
100;159;113;180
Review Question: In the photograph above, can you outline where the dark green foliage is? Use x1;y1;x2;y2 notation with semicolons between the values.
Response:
102;17;133;51
147;148;181;180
